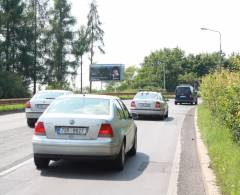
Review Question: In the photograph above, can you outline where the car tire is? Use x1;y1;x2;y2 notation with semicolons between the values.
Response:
175;101;177;105
165;111;168;118
159;114;165;120
132;114;138;120
129;132;137;156
195;100;198;105
114;142;125;171
34;156;50;170
27;118;36;128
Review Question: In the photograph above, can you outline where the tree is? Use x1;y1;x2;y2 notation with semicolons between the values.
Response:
0;0;25;72
87;0;104;92
45;0;76;87
72;25;89;93
28;0;49;94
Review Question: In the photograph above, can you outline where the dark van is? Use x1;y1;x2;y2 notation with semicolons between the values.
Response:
175;85;198;105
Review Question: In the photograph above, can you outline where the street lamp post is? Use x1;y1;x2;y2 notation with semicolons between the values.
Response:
156;61;166;91
200;27;222;71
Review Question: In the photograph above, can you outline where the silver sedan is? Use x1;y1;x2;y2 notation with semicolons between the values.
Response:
130;91;168;120
25;90;73;128
32;94;137;171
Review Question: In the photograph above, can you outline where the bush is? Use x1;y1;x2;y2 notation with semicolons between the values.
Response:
201;70;240;142
0;71;29;98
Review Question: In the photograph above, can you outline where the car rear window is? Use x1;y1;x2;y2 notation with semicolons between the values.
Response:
134;92;158;99
33;91;66;99
47;98;110;115
176;87;191;95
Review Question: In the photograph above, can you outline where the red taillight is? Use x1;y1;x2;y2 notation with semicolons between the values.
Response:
34;122;46;135
25;101;31;108
131;101;136;107
155;102;161;108
98;124;113;137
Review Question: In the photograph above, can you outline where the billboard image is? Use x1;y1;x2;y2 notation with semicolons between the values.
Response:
90;64;125;81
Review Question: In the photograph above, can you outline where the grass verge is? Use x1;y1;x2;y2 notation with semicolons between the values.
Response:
0;104;25;112
197;103;240;195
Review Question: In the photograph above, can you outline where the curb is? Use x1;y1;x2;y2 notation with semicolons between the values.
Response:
194;108;220;195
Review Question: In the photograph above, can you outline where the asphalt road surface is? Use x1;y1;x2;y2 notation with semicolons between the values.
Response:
0;99;205;195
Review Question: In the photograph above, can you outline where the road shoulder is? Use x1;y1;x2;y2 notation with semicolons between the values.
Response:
195;108;220;195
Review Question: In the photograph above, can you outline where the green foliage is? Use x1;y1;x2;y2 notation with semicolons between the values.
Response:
0;71;29;98
72;25;90;93
198;104;240;195
45;0;76;85
0;104;25;112
201;70;240;142
87;0;105;64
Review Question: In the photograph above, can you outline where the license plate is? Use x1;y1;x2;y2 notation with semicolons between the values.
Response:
139;103;150;107
36;104;49;109
180;96;186;98
55;126;88;135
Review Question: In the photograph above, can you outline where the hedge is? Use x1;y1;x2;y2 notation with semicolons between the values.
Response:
201;70;240;142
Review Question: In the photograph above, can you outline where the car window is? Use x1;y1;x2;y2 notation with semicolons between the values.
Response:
176;87;192;95
117;99;131;119
47;97;110;115
33;91;66;100
114;100;125;120
134;92;158;99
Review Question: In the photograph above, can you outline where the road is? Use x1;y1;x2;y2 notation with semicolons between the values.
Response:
0;100;204;195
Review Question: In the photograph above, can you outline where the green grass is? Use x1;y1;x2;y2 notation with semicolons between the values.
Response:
198;104;240;195
0;104;25;112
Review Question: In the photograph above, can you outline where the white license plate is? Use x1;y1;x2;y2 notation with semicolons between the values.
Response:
36;104;49;109
140;103;150;107
56;127;88;135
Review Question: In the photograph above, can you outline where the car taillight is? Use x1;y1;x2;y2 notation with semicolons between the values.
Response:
98;124;113;137
34;122;46;136
131;101;136;107
25;101;31;108
155;102;161;108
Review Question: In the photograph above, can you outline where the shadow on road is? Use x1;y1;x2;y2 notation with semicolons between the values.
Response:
40;152;149;181
134;116;174;122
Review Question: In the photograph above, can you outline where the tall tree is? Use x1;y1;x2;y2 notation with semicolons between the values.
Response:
29;0;49;93
87;0;104;92
46;0;75;87
72;25;89;93
0;0;25;72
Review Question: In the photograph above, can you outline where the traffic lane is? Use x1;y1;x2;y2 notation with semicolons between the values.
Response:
0;112;27;132
0;100;196;195
0;113;33;172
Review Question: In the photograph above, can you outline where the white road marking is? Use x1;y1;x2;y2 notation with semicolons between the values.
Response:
0;158;33;177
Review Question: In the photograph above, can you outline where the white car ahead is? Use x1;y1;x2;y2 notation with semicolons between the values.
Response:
32;94;137;171
25;90;73;128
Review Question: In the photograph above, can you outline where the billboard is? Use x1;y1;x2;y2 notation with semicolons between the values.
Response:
90;64;125;81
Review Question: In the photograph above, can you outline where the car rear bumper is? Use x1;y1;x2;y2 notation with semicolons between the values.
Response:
175;99;195;103
25;112;42;119
32;135;121;158
130;109;165;116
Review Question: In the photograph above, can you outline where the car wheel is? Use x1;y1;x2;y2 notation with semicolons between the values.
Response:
27;118;36;128
34;156;50;170
132;114;138;120
195;100;198;105
165;111;168;118
159;114;165;120
175;101;177;105
114;142;125;171
129;132;137;156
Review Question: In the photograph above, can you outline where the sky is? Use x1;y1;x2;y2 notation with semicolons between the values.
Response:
69;0;240;89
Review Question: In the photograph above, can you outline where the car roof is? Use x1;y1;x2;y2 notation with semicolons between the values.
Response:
177;84;192;87
57;94;120;100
